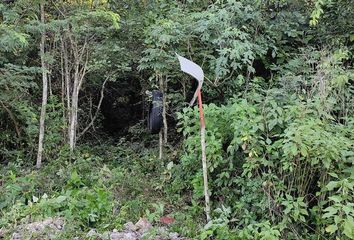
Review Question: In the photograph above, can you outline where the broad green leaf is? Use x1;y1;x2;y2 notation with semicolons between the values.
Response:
325;224;338;233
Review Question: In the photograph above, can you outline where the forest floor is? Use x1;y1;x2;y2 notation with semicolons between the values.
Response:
0;140;202;239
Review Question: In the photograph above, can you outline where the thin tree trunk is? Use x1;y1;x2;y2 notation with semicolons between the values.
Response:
69;59;79;152
68;38;88;152
60;40;66;139
60;35;71;141
68;34;80;153
36;1;48;169
159;74;168;144
64;42;71;139
163;77;168;144
159;130;163;160
48;71;52;96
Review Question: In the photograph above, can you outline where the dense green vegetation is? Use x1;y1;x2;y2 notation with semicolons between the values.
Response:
0;0;353;239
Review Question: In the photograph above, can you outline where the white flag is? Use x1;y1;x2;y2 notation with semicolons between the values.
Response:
176;54;204;83
176;54;204;105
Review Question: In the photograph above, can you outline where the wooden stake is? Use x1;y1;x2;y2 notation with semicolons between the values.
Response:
197;89;211;222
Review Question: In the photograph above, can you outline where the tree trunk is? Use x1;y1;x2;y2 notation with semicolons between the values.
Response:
69;59;79;152
159;130;163;160
36;1;48;169
67;38;88;153
159;74;168;144
62;37;71;140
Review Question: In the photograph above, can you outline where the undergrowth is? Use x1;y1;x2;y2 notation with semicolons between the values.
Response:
0;140;203;239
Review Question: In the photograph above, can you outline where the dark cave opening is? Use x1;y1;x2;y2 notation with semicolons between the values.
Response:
100;77;143;137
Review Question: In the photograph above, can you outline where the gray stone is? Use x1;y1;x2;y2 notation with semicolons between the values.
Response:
11;217;65;240
87;228;98;238
110;231;138;240
135;218;152;233
124;222;138;231
169;232;180;240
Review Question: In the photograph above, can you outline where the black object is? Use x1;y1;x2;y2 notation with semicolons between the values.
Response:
148;90;163;134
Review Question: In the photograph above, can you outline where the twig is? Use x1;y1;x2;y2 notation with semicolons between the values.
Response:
0;101;21;137
77;75;110;140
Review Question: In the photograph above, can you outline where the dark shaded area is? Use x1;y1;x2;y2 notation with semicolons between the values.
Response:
253;58;272;80
148;90;163;134
101;77;143;136
2;0;15;4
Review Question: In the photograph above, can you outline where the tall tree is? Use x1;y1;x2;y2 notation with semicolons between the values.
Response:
56;7;120;152
36;1;47;168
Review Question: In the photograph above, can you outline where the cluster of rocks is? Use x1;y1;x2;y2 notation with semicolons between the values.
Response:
87;218;188;240
4;217;188;240
10;217;65;240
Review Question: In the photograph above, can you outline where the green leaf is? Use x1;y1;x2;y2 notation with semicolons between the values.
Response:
323;206;338;218
325;224;338;233
343;217;354;238
326;181;339;191
56;195;67;204
328;196;342;203
300;146;308;157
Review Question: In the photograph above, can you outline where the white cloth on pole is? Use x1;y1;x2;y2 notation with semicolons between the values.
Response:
176;54;204;105
176;54;204;83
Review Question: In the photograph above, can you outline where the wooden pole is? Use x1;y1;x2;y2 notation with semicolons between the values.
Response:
197;89;211;221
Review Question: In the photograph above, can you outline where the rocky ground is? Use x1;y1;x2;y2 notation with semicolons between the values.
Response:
1;217;189;240
86;218;188;240
9;217;65;240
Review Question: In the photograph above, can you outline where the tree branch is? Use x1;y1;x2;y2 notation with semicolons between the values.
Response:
0;101;21;138
77;75;110;140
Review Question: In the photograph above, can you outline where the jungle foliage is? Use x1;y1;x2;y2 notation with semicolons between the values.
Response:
0;0;353;239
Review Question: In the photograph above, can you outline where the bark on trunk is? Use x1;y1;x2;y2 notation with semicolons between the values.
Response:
159;74;168;145
36;1;48;169
163;77;168;145
159;130;163;160
67;35;88;153
69;60;79;152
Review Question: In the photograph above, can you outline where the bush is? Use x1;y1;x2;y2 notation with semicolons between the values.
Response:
175;91;354;239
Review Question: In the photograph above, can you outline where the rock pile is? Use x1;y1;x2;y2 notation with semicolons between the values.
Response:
87;218;188;240
6;217;188;240
11;217;65;240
